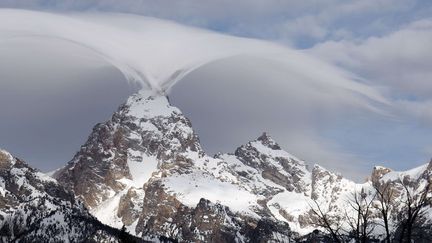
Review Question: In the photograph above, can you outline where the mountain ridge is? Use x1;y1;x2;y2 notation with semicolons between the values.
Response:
51;90;432;242
1;90;430;242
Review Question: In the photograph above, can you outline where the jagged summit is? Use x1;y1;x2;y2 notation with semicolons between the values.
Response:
427;158;432;170
53;89;202;209
256;132;281;150
0;149;14;167
370;165;392;183
235;132;305;169
121;90;180;119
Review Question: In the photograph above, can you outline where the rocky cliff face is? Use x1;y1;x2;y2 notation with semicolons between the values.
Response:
53;91;201;209
53;91;205;234
0;149;147;243
52;90;432;242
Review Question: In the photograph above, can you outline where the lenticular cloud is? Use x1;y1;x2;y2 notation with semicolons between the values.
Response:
0;9;385;104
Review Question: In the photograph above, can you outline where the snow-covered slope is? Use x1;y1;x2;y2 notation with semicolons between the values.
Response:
0;149;146;243
53;90;432;242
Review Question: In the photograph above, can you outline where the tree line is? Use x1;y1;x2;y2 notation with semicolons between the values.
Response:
309;175;432;243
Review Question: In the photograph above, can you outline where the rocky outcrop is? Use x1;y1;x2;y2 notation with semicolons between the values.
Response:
235;132;310;194
118;187;145;226
136;181;291;242
0;149;145;243
370;166;392;184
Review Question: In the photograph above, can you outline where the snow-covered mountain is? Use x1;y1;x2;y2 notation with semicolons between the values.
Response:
0;149;147;243
52;90;432;242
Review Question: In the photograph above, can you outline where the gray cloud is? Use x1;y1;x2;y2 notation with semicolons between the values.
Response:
170;56;388;180
0;37;137;171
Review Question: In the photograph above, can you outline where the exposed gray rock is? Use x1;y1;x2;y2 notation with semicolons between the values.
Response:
0;149;146;243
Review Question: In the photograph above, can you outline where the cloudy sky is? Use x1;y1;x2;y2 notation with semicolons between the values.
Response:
0;0;431;181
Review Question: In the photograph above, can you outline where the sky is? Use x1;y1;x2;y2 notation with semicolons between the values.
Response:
0;1;431;181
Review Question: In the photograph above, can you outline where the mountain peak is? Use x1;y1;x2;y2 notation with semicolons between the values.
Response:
0;149;14;167
427;158;432;171
372;165;392;174
121;89;181;119
234;132;304;168
54;88;202;210
312;163;343;180
312;163;327;171
369;165;392;184
256;132;281;150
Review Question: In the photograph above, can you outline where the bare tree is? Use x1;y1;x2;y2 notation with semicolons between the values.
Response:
397;176;432;243
309;199;343;243
344;188;376;243
373;182;394;243
309;175;431;243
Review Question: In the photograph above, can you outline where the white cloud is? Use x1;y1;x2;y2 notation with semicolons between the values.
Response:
0;0;428;47
309;18;432;97
306;18;432;169
395;100;432;124
0;9;387;103
308;18;432;136
276;16;328;41
0;9;394;180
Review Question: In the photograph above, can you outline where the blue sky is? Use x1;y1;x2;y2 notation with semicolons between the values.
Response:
0;0;431;181
1;1;430;44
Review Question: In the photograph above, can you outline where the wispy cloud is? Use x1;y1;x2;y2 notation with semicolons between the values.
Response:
309;18;432;125
1;0;430;47
0;9;387;101
0;9;392;179
1;3;431;180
